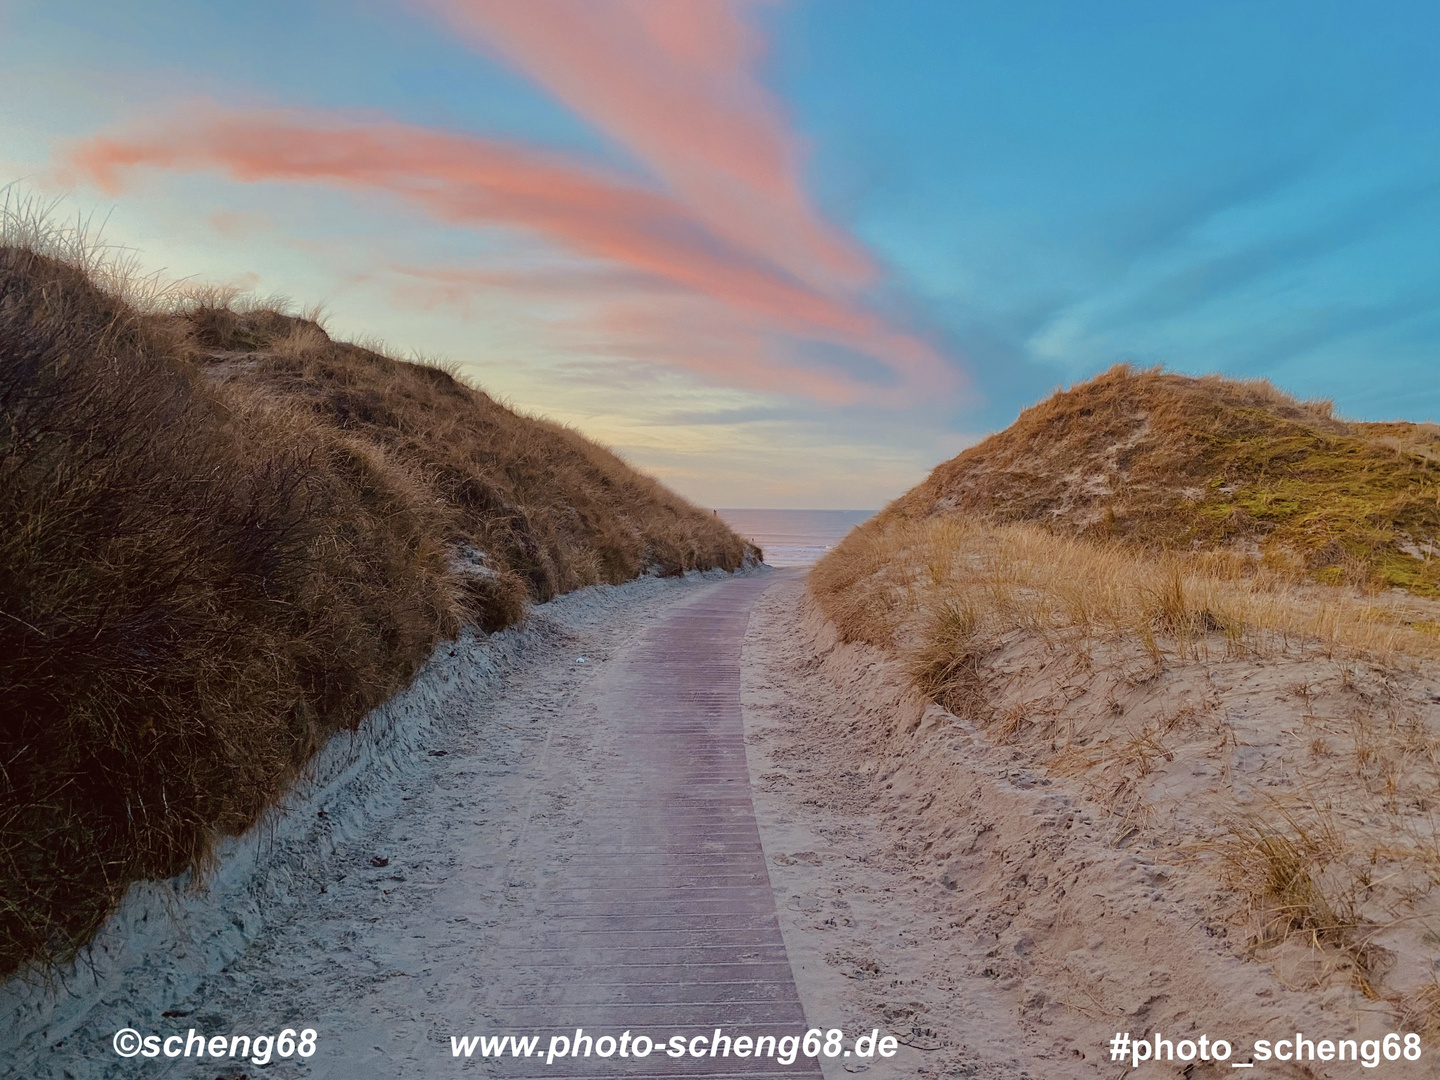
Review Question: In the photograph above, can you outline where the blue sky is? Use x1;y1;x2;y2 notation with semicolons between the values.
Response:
771;1;1440;422
2;0;1436;507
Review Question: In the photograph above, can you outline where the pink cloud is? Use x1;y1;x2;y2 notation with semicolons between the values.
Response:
70;105;956;403
418;0;873;292
389;262;671;304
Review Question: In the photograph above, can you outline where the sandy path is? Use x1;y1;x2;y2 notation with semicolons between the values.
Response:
16;568;842;1079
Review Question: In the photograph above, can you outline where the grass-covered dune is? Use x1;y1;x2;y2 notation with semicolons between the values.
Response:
886;364;1440;593
0;238;755;977
812;368;1440;1029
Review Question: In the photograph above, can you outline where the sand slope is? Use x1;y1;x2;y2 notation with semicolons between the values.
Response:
743;576;1432;1079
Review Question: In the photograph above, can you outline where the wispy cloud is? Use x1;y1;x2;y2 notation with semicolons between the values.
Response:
69;101;954;404
387;261;863;401
414;0;870;290
63;2;958;407
1029;173;1440;374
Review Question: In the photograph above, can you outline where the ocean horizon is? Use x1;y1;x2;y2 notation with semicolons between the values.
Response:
715;508;874;568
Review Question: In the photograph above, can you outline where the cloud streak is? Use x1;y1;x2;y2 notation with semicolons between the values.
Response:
387;262;863;402
72;106;952;403
416;0;870;291
65;1;958;405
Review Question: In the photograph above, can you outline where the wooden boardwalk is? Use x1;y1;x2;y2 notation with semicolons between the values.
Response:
479;574;822;1078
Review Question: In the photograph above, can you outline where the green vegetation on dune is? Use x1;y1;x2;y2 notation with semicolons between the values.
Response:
0;241;754;978
1193;416;1440;591
886;364;1440;594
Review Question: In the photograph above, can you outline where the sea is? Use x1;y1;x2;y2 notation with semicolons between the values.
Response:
716;509;874;568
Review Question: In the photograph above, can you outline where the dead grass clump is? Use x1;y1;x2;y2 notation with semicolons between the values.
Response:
1225;823;1350;948
1397;980;1440;1040
1144;567;1224;637
1218;815;1406;997
0;220;753;977
909;602;990;719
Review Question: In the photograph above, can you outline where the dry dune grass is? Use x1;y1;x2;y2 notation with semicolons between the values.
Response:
812;374;1440;1033
188;298;750;625
815;516;1440;671
0;202;754;978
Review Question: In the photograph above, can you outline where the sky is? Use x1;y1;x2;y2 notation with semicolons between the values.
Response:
2;0;1437;509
